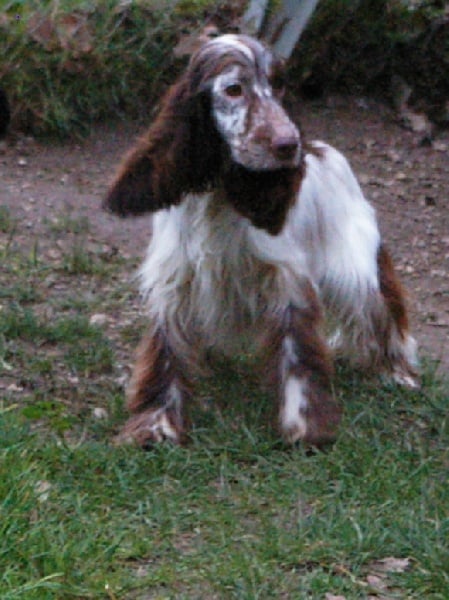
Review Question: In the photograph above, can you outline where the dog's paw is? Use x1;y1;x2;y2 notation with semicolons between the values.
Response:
113;408;183;448
279;376;342;447
388;334;420;389
391;367;420;389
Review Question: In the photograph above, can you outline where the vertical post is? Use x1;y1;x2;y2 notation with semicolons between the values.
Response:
265;0;320;59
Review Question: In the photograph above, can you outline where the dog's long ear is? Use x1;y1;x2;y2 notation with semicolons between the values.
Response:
103;73;222;217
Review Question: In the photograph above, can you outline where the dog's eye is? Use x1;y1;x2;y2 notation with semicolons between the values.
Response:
224;83;243;98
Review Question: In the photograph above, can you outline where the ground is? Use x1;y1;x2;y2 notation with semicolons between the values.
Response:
1;95;448;376
1;96;448;599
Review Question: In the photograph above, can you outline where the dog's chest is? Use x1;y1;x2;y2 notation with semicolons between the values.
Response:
184;199;277;328
141;195;280;341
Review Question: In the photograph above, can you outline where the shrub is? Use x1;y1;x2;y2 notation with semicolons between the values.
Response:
292;0;449;121
1;0;447;138
0;0;218;137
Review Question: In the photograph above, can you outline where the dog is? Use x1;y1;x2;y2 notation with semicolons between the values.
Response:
103;34;419;448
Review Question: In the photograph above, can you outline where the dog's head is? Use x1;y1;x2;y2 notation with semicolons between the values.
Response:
190;34;302;170
104;34;302;233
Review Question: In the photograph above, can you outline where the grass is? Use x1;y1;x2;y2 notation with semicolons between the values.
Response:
1;203;449;599
1;375;448;599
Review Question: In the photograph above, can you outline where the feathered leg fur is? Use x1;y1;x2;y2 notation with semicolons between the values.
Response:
376;244;419;386
263;284;342;446
114;327;191;446
325;244;419;388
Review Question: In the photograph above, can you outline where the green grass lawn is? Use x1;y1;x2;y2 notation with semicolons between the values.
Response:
2;2;448;596
1;373;448;599
1;204;448;599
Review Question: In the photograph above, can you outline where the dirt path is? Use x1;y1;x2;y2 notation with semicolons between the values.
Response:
1;97;448;372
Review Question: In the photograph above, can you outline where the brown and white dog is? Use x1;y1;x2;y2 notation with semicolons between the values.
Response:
104;34;419;448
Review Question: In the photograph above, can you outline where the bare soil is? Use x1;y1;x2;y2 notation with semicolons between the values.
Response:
1;97;448;372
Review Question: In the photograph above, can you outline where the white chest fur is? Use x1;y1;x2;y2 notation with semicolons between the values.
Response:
138;193;308;353
138;142;383;355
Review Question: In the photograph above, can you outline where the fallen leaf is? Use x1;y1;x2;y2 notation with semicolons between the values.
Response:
370;557;412;574
27;12;56;50
366;574;388;591
400;108;433;136
173;24;220;58
90;313;109;326
57;13;93;56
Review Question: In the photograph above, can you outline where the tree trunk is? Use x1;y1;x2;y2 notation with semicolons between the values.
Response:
265;0;320;59
241;0;320;59
240;0;269;36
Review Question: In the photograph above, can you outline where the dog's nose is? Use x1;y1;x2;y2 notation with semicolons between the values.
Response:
271;136;299;161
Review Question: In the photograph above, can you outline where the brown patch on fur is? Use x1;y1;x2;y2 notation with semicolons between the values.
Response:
286;291;342;446
127;328;191;413
263;282;341;446
116;328;193;447
288;293;334;384
103;75;224;217
222;163;303;235
377;244;409;338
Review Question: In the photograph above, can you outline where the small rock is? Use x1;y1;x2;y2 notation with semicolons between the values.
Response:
359;173;370;185
35;480;52;503
90;313;108;326
400;107;433;137
432;141;448;153
93;407;108;420
115;373;129;388
395;172;408;181
7;383;23;392
46;248;61;260
387;151;402;163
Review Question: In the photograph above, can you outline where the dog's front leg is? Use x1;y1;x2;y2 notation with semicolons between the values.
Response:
114;327;191;448
275;298;342;447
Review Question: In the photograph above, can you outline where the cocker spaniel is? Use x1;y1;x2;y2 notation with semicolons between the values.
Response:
104;34;419;448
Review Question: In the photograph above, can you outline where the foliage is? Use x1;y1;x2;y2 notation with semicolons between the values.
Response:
292;0;449;120
1;0;448;138
0;0;220;138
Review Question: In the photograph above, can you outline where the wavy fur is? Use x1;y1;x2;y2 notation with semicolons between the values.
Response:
104;35;419;448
